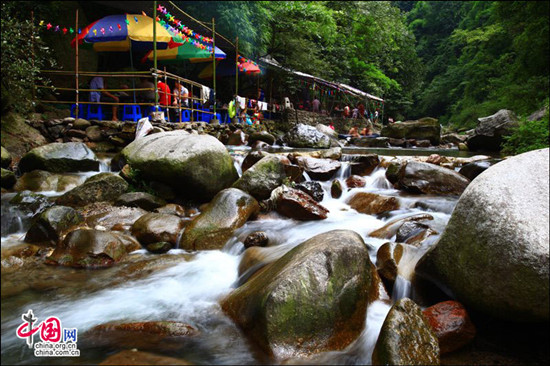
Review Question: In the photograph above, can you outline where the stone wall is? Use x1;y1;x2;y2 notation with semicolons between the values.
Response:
280;109;367;134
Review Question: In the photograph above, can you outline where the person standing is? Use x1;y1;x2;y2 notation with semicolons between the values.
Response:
89;75;119;121
343;104;350;118
312;97;321;113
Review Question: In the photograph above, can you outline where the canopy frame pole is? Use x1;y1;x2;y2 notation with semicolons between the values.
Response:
235;37;238;96
75;9;79;118
212;17;216;119
31;11;36;104
153;0;159;110
129;39;136;104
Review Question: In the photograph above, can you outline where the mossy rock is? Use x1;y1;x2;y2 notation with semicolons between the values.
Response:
1;168;16;189
232;155;287;200
56;173;128;207
1;146;12;168
25;206;84;245
18;142;100;173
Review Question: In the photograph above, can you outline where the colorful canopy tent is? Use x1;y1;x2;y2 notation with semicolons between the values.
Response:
141;42;226;64
71;14;174;52
199;59;261;79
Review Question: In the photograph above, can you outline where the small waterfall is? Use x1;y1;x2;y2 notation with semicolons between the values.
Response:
335;161;352;179
365;167;393;190
392;275;412;301
302;170;312;181
231;154;245;177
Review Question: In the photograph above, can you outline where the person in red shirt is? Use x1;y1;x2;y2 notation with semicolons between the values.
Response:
157;81;171;106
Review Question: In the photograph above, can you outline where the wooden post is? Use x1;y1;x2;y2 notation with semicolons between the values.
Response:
75;9;79;118
212;17;216;119
164;66;169;121
235;37;239;96
31;11;36;104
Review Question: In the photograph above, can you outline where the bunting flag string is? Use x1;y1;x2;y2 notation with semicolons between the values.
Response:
36;19;82;35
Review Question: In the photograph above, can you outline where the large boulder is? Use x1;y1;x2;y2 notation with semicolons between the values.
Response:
416;148;549;322
283;123;330;149
179;188;259;251
221;230;378;360
131;213;186;248
25;206;84;245
1;168;16;189
1;146;12;168
381;117;441;145
18;142;100;173
232;155;287;200
56;173;128;207
14;170;82;192
121;131;238;202
372;298;440;365
467;109;519;151
294;156;341;181
46;229;140;268
386;160;470;195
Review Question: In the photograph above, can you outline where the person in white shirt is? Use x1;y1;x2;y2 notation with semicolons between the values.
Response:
173;80;189;107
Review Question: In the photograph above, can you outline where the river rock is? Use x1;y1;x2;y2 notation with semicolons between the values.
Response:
458;160;492;181
18;142;100;173
373;297;440;365
386;160;470;195
422;301;476;354
349;154;380;176
115;192;167;211
251;140;270;150
369;213;434;239
73;118;91;130
416;148;549;322
441;133;467;145
376;242;403;282
381;117;441;145
232;155;287;200
295;181;324;202
179;188;259;251
46;229;137;268
221;230;377;360
99;350;191;366
1;146;11;168
288;147;342;160
145;242;173;254
84;204;148;232
241;151;270;172
416;139;431;147
349;137;390;148
248;131;276;146
131;213;186;248
14;170;82;192
86;125;104;142
121;131;238;202
467;109;519;151
238;246;272;277
346;175;366;189
243;231;269;249
1;168;16;189
283;123;330;149
276;187;329;220
348;192;400;215
331;179;343;199
154;203;187;218
316;123;337;138
227;129;247;146
56;173;129;207
396;221;431;243
294;156;341;181
25;206;84;245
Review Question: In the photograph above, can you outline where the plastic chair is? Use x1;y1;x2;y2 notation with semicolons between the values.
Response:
201;108;212;123
70;104;85;119
180;109;191;122
87;104;104;120
122;105;142;122
211;113;221;124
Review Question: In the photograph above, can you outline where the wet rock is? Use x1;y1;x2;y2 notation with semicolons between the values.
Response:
349;154;380;176
376;242;404;282
1;168;16;189
131;213;186;248
232;155;287;200
283;123;330;149
9;191;53;217
458;160;492;181
56;173;129;207
238;246;271;277
154;203;187;217
389;138;406;147
295;181;324;202
369;213;434;239
288;147;342;160
66;129;87;139
46;229;135;268
227;129;247;146
145;242;173;254
276;187;329;220
348;192;400;215
251;140;270;150
458;142;468;151
381;117;441;145
416;148;549;322
241;151;270;172
73;118;91;130
243;231;269;249
14;170;82;192
248;131;276;146
115;192;167;211
373;297;440;365
25;206;84;245
294;156;341;181
467;109;519;151
386;160;470;195
86;125;104;142
331;179;343;199
1;146;12;168
423;301;476;354
221;230;378;359
99;350;191;365
122;131;238;202
396;221;431;243
426;154;442;165
416;139;431;147
179;188;259;251
84;204;148;232
350;137;390;148
441;133;467;145
316;123;338;138
18;142;100;173
345;175;366;189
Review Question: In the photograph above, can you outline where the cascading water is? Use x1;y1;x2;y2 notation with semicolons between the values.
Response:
1;150;459;365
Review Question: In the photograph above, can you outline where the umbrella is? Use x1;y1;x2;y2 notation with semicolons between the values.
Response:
199;59;261;79
71;14;174;52
141;42;226;64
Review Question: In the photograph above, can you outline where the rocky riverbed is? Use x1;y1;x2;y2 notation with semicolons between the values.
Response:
1;117;548;365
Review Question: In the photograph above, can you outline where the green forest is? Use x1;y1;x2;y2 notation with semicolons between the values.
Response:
2;1;549;153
